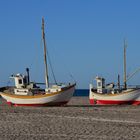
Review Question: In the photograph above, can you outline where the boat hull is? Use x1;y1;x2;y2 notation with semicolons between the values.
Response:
0;84;75;106
89;88;140;105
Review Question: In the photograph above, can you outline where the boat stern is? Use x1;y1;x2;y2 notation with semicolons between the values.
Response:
89;84;95;105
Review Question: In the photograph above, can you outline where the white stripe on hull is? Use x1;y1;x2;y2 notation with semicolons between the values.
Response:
90;88;140;101
0;86;75;105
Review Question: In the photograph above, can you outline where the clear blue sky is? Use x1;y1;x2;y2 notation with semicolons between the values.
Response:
0;0;140;89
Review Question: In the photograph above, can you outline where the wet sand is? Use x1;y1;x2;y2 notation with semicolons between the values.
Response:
0;97;140;140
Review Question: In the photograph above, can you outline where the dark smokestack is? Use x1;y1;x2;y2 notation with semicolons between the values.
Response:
26;68;30;85
117;74;120;90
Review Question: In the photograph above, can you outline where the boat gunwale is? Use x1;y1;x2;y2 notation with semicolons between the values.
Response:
91;88;140;97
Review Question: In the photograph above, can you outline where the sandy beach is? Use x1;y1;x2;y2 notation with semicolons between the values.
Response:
0;97;140;140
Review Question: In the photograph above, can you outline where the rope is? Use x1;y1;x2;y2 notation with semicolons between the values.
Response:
40;36;57;85
46;49;57;84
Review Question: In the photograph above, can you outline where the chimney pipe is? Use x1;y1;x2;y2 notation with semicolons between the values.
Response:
26;68;30;85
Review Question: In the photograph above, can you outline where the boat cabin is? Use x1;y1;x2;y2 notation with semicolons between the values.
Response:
10;74;30;95
11;74;28;89
95;76;106;93
92;76;116;94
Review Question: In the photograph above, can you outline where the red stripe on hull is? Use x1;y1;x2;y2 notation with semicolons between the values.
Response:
96;100;132;105
6;101;68;107
132;101;140;105
90;99;94;105
89;99;140;105
7;101;13;106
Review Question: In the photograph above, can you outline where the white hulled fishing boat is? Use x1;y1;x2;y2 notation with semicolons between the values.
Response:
89;40;140;105
0;18;76;106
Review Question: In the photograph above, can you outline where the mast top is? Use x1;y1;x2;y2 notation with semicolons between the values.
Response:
42;17;45;40
123;39;127;89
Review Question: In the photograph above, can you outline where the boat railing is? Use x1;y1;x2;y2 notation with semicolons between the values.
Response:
127;85;140;89
35;82;73;86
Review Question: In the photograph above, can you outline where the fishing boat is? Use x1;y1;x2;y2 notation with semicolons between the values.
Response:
0;18;76;106
89;40;140;105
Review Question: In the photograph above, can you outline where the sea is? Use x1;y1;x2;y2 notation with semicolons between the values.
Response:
73;89;89;96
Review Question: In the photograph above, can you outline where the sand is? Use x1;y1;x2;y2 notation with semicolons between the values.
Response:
0;97;140;140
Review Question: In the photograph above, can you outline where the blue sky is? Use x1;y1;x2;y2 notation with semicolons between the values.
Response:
0;0;140;89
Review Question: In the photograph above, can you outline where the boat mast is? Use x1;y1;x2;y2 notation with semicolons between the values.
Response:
123;39;127;89
42;17;49;88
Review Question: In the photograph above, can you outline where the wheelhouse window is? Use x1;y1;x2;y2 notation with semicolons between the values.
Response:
18;79;22;84
98;82;101;87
